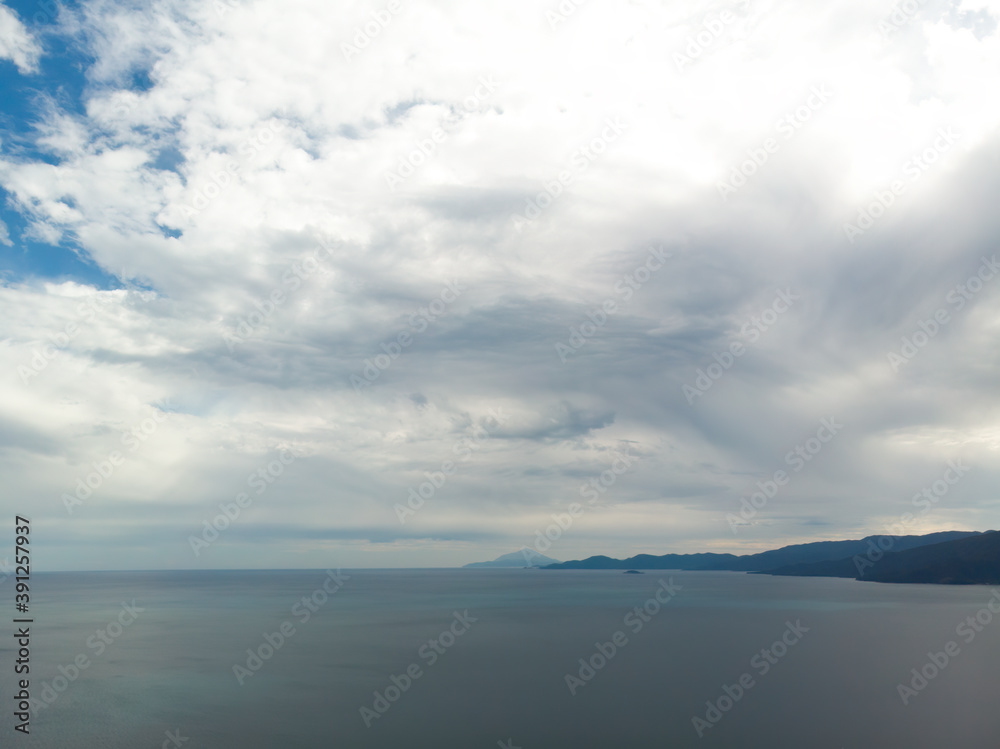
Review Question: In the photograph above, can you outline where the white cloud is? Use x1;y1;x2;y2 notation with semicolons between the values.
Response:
0;2;41;73
1;0;999;568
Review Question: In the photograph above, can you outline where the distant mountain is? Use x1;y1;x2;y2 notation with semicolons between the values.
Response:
544;531;981;573
545;552;738;570
728;531;980;571
464;548;561;568
761;530;1000;585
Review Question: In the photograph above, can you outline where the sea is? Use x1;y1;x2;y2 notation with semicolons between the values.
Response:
1;569;999;748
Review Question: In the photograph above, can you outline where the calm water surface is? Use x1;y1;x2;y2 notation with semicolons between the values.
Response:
1;569;998;748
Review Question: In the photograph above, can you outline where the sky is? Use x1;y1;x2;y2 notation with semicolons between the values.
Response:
0;0;999;570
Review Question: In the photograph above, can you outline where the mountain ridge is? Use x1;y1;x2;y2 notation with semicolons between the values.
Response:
542;531;983;576
759;530;1000;584
464;548;561;568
